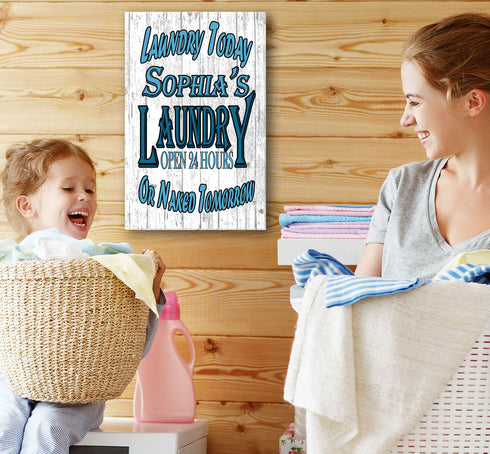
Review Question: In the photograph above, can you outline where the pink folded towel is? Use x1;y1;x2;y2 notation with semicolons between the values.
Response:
288;222;370;231
285;205;375;217
281;230;368;239
283;227;368;235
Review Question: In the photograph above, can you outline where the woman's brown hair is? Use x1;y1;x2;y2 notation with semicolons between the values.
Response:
402;13;490;101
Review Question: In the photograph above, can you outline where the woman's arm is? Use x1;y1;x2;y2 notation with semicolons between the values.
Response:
355;243;383;277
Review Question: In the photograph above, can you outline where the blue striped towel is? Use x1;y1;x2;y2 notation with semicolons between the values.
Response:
279;214;372;227
292;249;490;308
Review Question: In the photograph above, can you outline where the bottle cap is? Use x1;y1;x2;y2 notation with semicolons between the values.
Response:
161;292;180;320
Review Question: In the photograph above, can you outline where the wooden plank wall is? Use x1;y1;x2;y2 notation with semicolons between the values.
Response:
1;1;488;453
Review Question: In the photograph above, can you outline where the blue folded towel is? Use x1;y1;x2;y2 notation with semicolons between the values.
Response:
279;214;372;227
292;249;353;286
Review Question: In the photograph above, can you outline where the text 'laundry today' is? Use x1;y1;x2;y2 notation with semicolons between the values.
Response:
140;21;254;68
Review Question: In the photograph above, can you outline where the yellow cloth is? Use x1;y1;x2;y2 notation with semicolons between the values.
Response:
91;254;158;315
435;249;490;277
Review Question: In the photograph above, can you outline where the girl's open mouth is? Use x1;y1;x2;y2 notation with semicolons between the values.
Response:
68;211;89;228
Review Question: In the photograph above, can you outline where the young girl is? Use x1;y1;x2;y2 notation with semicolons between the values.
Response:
0;138;166;453
356;13;490;278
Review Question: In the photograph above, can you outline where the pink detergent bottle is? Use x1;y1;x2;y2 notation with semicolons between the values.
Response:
133;292;196;423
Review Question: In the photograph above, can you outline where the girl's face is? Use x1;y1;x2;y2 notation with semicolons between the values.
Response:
20;156;97;239
400;60;468;160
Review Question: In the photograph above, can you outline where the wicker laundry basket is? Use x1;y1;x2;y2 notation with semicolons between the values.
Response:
0;258;149;404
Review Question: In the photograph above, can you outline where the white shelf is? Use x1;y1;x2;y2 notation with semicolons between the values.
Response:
74;418;208;454
277;238;365;266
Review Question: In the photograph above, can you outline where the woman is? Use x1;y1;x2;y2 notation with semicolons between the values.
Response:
356;13;490;278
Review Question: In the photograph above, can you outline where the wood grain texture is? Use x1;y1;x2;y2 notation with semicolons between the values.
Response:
1;3;489;69
0;69;124;135
267;137;427;202
118;335;293;402
161;269;297;337
197;401;294;454
0;67;408;136
0;134;425;204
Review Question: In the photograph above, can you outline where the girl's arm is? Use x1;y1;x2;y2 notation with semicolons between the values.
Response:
142;249;166;302
141;249;166;358
355;243;383;277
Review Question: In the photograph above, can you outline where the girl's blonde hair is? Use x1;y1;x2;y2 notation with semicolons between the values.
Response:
1;139;96;238
402;13;490;101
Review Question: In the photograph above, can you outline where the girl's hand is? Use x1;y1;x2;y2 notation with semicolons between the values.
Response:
142;249;166;302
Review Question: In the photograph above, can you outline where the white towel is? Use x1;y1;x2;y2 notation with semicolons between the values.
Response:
284;276;490;454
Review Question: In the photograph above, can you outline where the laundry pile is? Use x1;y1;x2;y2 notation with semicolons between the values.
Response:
279;205;374;239
0;228;158;314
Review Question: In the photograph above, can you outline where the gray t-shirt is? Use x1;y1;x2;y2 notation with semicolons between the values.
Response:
366;158;490;279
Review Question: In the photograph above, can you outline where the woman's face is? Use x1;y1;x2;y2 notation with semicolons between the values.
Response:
400;60;468;160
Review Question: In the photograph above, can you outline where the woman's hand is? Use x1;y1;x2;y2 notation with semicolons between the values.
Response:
142;249;166;302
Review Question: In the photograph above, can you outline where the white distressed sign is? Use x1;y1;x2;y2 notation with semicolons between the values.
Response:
125;12;266;230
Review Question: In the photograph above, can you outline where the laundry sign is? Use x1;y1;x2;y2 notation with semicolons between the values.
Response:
125;12;266;230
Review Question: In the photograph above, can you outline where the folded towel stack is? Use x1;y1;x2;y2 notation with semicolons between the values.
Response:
279;205;374;239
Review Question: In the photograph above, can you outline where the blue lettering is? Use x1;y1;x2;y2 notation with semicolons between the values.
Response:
229;91;255;168
137;106;159;168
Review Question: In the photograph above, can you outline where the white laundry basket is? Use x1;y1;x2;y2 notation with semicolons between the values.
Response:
392;317;490;453
284;285;490;453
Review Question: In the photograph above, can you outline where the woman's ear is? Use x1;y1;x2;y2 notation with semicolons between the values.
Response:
464;88;487;117
16;195;36;218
